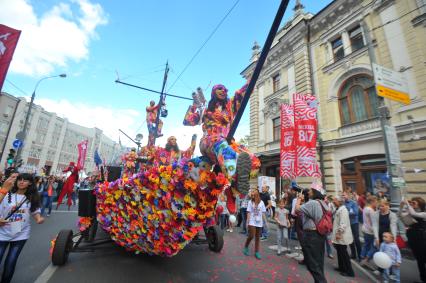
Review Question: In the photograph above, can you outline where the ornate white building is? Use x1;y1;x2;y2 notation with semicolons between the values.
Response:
0;92;126;175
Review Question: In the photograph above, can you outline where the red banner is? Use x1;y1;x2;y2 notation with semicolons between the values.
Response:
280;104;295;178
0;25;21;91
293;93;321;177
77;140;89;169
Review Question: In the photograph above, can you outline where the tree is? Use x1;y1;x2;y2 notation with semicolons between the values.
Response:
238;135;250;147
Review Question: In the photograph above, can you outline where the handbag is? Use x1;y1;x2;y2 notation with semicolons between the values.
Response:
399;211;417;227
396;235;407;249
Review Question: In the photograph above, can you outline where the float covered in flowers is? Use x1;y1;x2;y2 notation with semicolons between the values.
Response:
95;155;228;257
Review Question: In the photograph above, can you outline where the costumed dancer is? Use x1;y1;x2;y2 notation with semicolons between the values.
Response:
56;162;79;210
121;148;138;178
146;100;164;145
165;134;197;163
199;84;260;194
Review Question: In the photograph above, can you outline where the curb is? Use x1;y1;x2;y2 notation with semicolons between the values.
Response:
350;259;379;283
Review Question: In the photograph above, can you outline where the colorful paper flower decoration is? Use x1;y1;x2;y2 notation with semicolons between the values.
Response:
94;156;226;257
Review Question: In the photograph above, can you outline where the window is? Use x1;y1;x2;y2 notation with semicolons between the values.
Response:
339;75;379;125
0;121;8;133
341;155;387;194
29;147;41;159
36;117;49;131
35;133;46;144
331;37;344;61
417;0;426;14
272;117;280;141
342;161;356;173
272;74;280;92
47;151;56;161
54;123;62;134
4;105;14;117
349;25;365;52
50;135;59;147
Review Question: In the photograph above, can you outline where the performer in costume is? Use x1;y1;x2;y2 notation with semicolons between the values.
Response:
146;100;164;145
165;134;197;163
199;84;260;193
56;162;79;210
121;148;138;178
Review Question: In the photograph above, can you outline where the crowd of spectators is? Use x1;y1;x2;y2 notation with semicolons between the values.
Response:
223;182;425;283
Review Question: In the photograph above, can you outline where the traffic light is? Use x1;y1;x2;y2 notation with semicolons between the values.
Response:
7;148;15;166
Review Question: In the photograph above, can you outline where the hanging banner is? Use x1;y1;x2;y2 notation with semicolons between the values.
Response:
77;140;89;169
280;104;295;178
0;25;21;91
293;93;321;177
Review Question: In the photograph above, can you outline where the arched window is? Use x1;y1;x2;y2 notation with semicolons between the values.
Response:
339;75;379;125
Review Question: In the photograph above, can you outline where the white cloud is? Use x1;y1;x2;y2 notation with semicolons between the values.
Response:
0;0;107;76
36;97;141;146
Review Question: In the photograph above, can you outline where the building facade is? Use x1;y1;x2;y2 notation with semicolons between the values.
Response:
0;92;125;175
244;0;426;198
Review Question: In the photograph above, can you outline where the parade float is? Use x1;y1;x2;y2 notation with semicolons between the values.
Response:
50;82;260;265
50;0;289;266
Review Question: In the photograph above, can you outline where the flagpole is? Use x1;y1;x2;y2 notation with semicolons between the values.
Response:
292;93;297;179
279;176;282;200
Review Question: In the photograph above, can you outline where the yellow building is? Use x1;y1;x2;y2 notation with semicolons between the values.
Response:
244;0;426;199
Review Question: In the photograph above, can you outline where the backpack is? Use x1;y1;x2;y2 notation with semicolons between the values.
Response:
315;200;333;236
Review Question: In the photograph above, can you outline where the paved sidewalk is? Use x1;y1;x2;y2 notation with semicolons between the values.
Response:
263;218;423;283
237;221;375;282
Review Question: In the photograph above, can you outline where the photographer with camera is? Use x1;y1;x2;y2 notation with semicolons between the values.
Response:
295;186;330;283
0;173;44;283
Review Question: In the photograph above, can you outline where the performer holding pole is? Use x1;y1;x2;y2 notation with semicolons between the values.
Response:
146;100;164;145
199;83;259;193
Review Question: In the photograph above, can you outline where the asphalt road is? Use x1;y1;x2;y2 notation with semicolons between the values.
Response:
48;223;373;283
3;204;423;283
3;208;378;283
47;230;373;283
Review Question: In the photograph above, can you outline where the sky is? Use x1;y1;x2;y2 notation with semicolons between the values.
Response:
0;0;332;150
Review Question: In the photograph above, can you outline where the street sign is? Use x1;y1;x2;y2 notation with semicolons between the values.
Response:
392;177;406;188
372;63;410;105
12;139;23;149
384;125;401;165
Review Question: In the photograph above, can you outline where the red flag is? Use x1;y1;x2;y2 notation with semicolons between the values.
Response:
0;25;21;91
293;93;321;177
77;140;89;169
280;104;295;178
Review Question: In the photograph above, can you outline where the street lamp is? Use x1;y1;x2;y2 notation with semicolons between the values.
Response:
15;73;67;163
135;133;143;151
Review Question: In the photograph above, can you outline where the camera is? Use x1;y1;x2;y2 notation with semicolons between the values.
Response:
4;167;19;179
291;183;304;193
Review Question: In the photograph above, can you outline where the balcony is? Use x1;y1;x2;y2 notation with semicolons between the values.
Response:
339;118;381;136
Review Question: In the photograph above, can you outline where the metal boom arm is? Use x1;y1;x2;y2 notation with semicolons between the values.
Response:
227;0;290;140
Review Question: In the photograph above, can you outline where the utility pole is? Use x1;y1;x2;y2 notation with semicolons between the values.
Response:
152;62;169;145
15;74;66;163
361;20;402;210
227;0;290;140
116;62;193;147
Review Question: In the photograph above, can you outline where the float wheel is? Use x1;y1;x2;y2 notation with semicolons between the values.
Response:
207;225;224;252
52;229;73;266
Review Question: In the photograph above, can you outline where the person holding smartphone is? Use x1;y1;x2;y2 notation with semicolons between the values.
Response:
0;173;44;283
